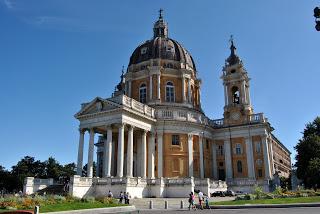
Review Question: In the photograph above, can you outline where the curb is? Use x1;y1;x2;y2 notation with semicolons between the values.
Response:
43;205;136;214
210;202;320;209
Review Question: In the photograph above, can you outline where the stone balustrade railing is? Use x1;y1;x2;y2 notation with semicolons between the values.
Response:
108;95;155;118
209;113;267;128
227;178;267;186
155;109;208;125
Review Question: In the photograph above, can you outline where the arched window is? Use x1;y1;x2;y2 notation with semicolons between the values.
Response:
236;143;242;155
237;160;243;173
139;83;147;103
166;82;175;102
231;86;240;104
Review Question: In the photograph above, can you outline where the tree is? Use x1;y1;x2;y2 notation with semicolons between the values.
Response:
295;117;320;188
306;158;320;190
45;157;63;180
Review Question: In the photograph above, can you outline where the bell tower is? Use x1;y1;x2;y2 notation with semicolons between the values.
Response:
221;38;253;125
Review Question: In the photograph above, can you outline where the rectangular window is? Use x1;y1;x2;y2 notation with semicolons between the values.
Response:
217;145;224;156
206;140;209;149
258;169;263;177
172;135;180;145
166;87;174;102
219;162;224;167
255;142;262;153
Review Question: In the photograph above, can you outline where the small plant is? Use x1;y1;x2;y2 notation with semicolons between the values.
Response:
273;186;283;197
253;185;263;199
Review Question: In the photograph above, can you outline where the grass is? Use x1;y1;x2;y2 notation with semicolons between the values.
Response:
0;201;127;213
210;196;320;206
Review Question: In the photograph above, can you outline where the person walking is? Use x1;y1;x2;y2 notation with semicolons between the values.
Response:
205;195;210;209
188;193;193;210
119;191;124;204
107;190;113;198
124;192;130;204
198;191;204;210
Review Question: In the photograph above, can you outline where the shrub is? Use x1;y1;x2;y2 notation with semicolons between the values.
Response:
82;196;95;203
273;186;283;196
53;195;66;203
244;194;256;200
253;186;263;199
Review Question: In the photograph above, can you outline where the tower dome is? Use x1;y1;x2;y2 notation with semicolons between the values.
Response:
128;10;196;71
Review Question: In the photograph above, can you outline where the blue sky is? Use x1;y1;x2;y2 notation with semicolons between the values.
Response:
0;0;319;169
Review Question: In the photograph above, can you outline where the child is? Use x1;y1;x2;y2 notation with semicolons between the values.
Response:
205;195;210;209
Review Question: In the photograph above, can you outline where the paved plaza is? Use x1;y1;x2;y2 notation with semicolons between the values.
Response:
130;197;235;210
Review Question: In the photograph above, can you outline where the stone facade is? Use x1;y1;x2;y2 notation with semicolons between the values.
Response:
67;12;291;198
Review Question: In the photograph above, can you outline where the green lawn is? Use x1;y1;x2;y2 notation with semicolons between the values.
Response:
0;201;127;213
211;196;320;205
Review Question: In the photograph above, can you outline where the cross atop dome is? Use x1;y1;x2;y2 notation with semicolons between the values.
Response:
226;35;241;66
159;8;163;20
153;9;168;38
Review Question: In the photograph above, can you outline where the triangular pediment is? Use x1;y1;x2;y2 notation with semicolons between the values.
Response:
75;97;121;118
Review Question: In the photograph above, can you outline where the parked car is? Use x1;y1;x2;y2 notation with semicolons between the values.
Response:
211;191;225;197
235;190;245;195
224;190;235;196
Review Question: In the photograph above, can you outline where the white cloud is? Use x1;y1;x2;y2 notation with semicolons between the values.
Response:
2;0;15;9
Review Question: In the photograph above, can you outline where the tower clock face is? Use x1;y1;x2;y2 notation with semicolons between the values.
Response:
231;112;240;120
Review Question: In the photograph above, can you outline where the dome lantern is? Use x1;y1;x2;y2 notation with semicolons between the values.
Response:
153;9;168;38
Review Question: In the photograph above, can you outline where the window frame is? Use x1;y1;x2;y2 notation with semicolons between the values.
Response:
235;143;242;155
139;83;147;103
165;81;175;102
171;134;180;146
237;160;243;173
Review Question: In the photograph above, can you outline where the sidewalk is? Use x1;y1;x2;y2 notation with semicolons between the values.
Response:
44;205;136;214
211;202;320;209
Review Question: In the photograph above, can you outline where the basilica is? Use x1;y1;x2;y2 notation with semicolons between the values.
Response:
70;11;291;198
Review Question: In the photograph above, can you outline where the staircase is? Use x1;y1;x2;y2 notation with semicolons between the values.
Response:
35;184;66;196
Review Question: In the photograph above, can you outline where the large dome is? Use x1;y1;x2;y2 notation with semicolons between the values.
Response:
128;11;196;70
128;37;196;69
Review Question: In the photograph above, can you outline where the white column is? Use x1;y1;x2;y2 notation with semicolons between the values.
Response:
224;84;228;106
247;85;251;105
126;126;134;177
241;81;246;104
224;139;233;180
128;80;132;97
148;132;155;178
77;129;85;176
136;136;142;176
149;75;153;100
157;74;161;100
182;76;186;103
211;143;218;179
187;78;191;103
117;124;124;177
141;130;147;178
105;127;112;177
199;135;204;178
269;136;275;175
87;128;95;177
245;136;255;179
157;133;163;177
188;134;193;177
262;134;272;179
